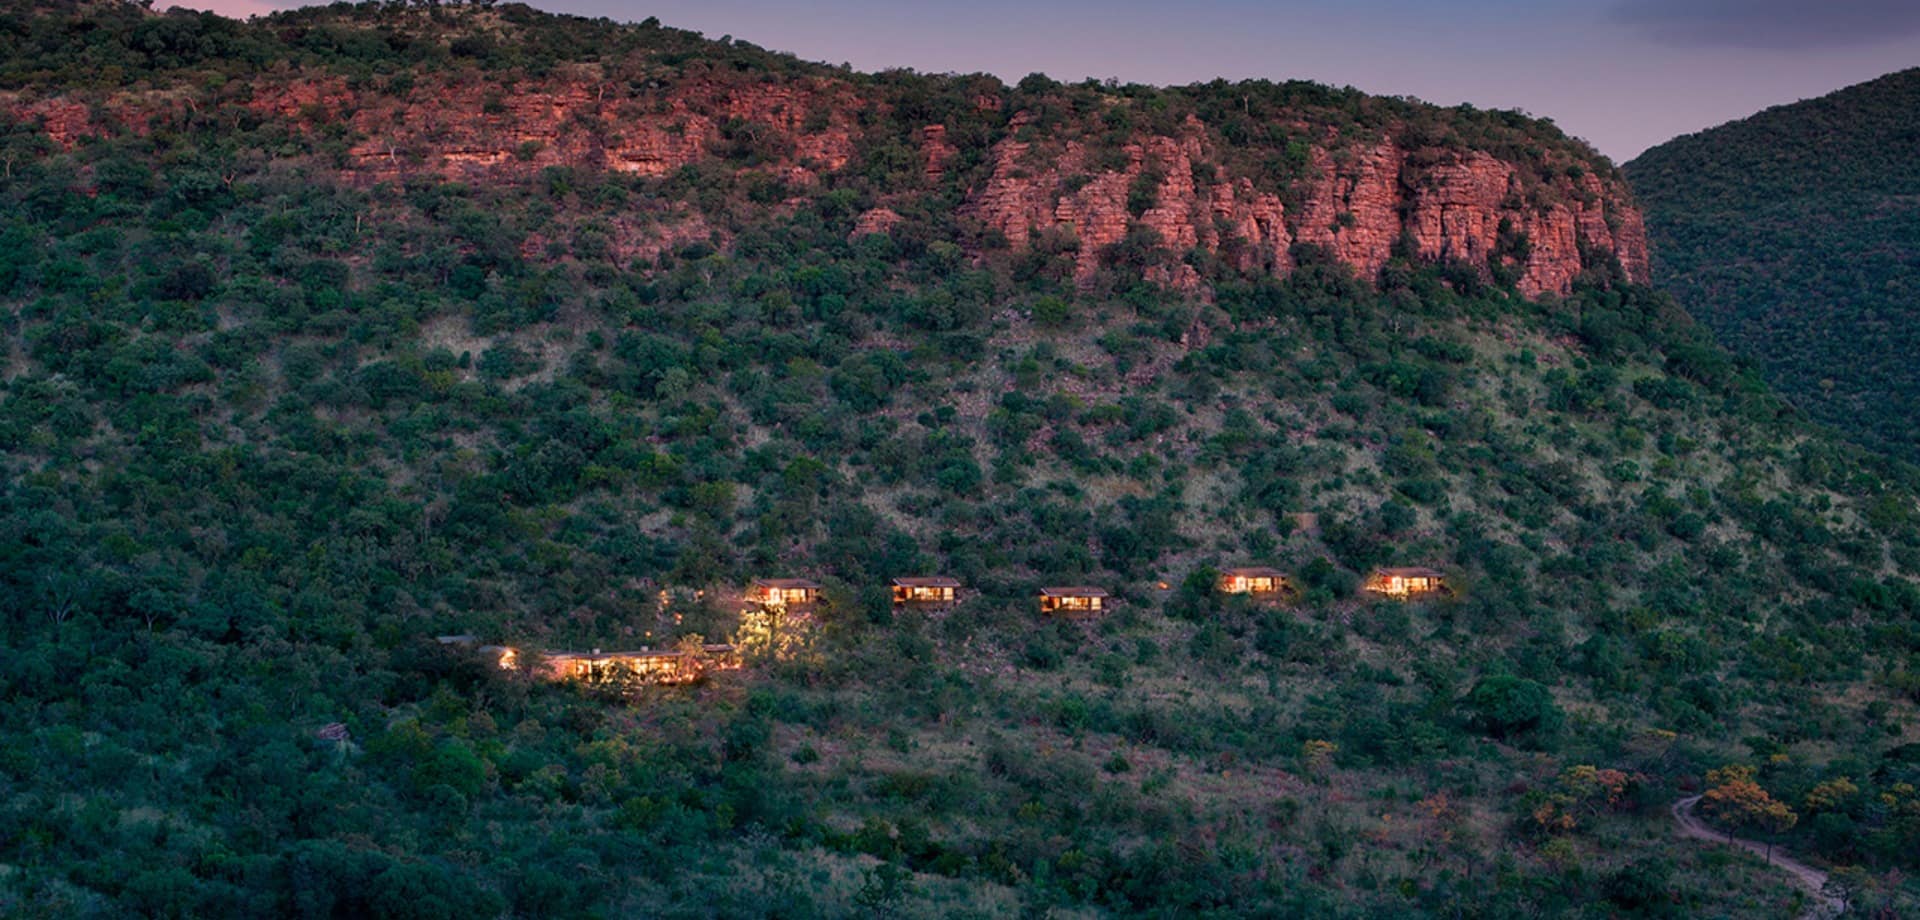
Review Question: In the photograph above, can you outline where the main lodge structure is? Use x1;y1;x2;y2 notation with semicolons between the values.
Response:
493;644;742;686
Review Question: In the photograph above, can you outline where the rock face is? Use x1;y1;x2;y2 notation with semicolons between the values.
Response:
852;207;903;238
3;71;1645;298
965;116;1294;293
270;72;864;187
965;123;1646;298
920;124;957;183
0;92;176;146
1400;152;1650;295
7;97;100;147
1289;143;1405;281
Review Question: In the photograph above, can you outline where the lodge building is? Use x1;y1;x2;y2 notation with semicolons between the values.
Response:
1364;567;1448;599
1218;566;1290;597
750;578;821;606
494;644;740;685
1039;586;1109;617
892;576;962;606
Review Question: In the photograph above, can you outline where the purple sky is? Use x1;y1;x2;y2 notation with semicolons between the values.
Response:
166;0;1920;162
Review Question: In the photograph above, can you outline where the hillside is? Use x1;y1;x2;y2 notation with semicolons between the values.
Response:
2;2;1919;916
1625;68;1920;459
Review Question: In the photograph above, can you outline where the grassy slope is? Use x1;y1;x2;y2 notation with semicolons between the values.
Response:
1;2;1918;916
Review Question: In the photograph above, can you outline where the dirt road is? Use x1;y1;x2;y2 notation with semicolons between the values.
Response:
1671;795;1845;918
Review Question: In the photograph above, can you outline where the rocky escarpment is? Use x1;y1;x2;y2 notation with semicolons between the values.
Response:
230;69;866;187
963;116;1293;294
964;117;1647;297
3;66;1645;298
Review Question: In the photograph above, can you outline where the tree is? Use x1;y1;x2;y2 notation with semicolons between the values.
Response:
1031;295;1071;326
37;568;90;626
1822;865;1869;914
1700;765;1798;860
1300;739;1338;784
1605;858;1680;917
853;861;916;915
1465;675;1561;742
1531;764;1638;833
1802;776;1857;814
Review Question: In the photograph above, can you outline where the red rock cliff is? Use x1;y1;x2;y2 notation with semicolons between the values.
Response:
3;71;1645;299
963;119;1646;297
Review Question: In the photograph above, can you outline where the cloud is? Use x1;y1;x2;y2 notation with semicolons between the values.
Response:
1612;0;1920;49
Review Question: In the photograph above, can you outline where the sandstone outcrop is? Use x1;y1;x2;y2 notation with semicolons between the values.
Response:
853;207;903;238
964;117;1296;288
920;124;956;182
6;97;98;147
5;72;1644;298
965;123;1645;297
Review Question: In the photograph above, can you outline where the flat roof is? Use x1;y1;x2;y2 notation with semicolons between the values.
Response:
893;576;962;588
1375;567;1444;578
753;578;821;589
545;649;688;662
504;642;735;663
1221;567;1286;578
1039;586;1110;597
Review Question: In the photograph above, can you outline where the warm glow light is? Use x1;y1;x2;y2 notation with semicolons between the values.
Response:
732;602;816;662
1366;570;1445;599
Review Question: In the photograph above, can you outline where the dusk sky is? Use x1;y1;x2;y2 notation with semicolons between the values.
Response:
170;0;1920;162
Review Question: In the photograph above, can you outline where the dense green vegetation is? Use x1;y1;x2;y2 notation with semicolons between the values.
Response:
1626;67;1920;460
1;1;1918;916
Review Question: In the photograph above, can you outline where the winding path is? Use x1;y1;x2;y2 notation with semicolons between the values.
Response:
1671;795;1845;919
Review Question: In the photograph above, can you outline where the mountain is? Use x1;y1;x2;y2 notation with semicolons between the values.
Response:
2;2;1918;916
1625;68;1920;459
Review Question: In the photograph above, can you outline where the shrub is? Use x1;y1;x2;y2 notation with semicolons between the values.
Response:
1465;675;1561;742
1032;295;1072;326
